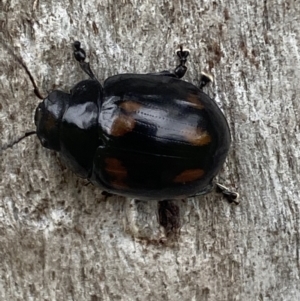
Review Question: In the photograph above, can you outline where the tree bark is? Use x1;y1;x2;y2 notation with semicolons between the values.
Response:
1;0;300;300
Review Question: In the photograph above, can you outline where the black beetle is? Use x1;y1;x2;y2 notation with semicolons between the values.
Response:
2;41;238;203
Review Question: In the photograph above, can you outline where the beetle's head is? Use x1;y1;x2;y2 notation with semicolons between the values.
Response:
34;91;69;151
0;40;71;151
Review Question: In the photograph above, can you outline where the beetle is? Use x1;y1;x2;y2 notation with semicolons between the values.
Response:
2;40;238;203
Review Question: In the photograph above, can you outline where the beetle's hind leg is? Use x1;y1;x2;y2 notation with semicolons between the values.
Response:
190;182;239;205
73;41;98;81
174;46;190;78
216;183;240;205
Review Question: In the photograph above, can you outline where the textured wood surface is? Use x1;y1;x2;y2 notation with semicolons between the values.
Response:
1;0;300;300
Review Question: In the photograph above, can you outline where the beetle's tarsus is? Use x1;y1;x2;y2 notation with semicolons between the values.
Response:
216;183;240;205
174;45;189;79
199;71;214;89
73;41;98;81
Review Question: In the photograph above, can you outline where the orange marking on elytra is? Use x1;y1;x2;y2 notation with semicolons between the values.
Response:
185;128;212;146
105;158;127;176
174;169;205;183
119;101;142;113
105;157;128;189
110;114;136;136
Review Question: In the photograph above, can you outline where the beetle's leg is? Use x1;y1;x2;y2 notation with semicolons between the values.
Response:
199;71;214;89
216;183;240;205
73;41;98;81
190;182;239;205
147;46;189;78
174;46;190;78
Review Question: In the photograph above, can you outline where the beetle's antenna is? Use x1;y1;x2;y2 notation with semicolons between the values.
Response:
73;41;98;81
0;38;44;100
0;131;36;153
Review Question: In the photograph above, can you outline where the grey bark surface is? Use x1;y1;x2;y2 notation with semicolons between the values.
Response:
1;0;300;300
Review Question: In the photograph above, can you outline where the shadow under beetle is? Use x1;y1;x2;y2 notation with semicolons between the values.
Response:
2;40;238;203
